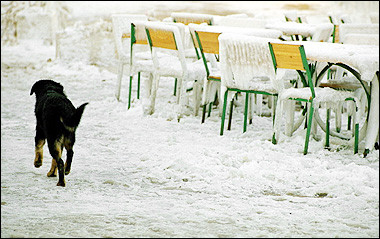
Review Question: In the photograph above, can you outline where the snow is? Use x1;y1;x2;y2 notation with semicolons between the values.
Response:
1;1;379;238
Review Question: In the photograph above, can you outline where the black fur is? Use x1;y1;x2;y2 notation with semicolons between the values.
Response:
30;79;88;187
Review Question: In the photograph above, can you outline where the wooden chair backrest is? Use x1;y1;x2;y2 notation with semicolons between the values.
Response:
173;17;212;26
122;23;148;45
145;28;177;50
195;31;221;54
269;43;305;71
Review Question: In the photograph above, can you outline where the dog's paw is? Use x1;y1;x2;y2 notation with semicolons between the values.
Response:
47;171;57;177
64;170;70;175
57;180;66;187
34;158;42;168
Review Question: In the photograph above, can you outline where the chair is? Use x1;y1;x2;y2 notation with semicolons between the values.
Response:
112;14;151;106
144;22;206;119
170;12;214;61
219;34;278;136
268;42;361;154
193;30;222;123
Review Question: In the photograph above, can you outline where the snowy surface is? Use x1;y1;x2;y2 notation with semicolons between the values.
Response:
1;1;379;238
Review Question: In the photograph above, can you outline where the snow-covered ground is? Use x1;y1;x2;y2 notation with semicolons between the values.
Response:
1;1;379;238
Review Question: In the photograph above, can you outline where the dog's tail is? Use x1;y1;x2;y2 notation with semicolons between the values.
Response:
62;103;89;129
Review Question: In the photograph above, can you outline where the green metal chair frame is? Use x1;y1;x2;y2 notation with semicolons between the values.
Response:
194;30;221;123
268;42;359;155
218;36;278;136
126;22;145;109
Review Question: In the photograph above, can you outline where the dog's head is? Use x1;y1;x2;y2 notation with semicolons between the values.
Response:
30;79;65;97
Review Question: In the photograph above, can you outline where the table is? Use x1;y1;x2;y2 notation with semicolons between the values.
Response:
189;24;283;39
300;41;379;156
265;22;317;38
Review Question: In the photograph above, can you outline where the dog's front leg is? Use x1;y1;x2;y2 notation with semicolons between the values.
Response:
48;139;65;186
47;158;57;177
56;158;65;187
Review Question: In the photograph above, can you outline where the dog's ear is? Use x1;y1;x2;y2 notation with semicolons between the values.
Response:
30;82;39;95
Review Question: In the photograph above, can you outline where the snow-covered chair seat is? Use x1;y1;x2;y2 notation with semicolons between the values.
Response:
144;22;206;119
268;41;361;155
219;33;278;135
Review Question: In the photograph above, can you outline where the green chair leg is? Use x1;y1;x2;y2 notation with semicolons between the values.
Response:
173;78;177;96
227;98;234;131
303;103;314;155
137;72;141;99
347;115;352;131
208;102;212;117
128;75;133;109
243;92;249;133
220;90;229;136
201;105;207;123
354;123;359;154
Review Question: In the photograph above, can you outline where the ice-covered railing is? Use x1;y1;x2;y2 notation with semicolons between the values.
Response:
339;23;379;43
219;33;277;93
1;1;70;45
171;12;214;25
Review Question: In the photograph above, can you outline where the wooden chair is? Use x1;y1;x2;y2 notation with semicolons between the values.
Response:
268;42;361;154
219;34;278;136
194;30;222;123
144;22;205;119
111;14;151;102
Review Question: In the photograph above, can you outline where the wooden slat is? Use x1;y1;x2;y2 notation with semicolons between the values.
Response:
134;24;148;45
271;43;305;70
196;31;221;54
319;82;360;90
190;31;199;48
122;33;131;38
333;25;340;43
174;18;210;25
147;28;177;50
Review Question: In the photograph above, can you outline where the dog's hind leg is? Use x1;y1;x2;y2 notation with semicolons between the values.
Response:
47;158;57;177
64;144;74;175
48;138;65;187
34;127;45;168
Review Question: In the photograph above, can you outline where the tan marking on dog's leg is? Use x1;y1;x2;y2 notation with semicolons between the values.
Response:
47;138;62;177
47;159;57;177
64;140;73;175
54;139;66;187
34;139;45;168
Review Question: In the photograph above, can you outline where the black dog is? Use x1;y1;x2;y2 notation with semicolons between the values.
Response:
30;79;88;187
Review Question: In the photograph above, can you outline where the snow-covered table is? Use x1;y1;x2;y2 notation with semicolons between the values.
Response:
265;22;317;38
189;25;283;39
301;41;379;156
